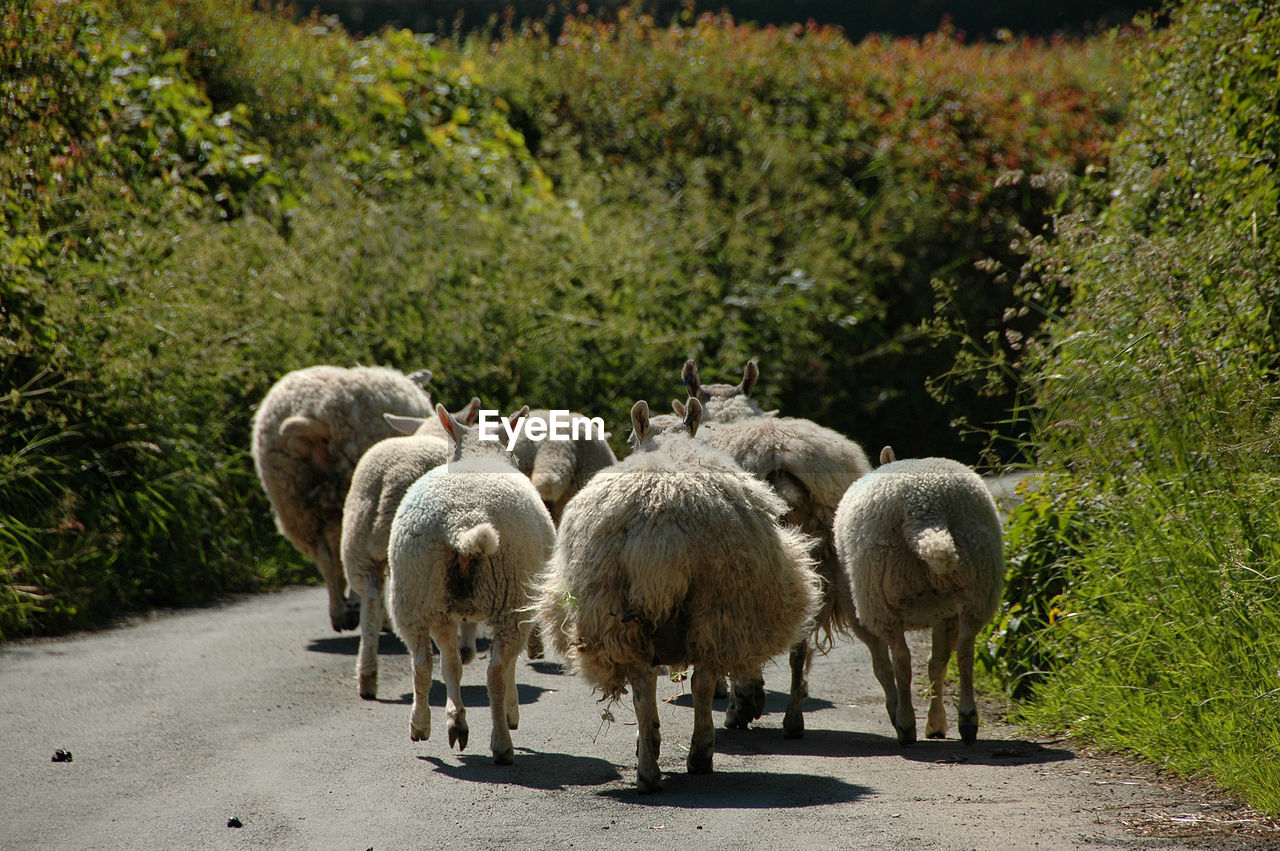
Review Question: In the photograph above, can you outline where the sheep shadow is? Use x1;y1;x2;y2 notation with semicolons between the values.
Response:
306;632;407;656
597;769;871;808
666;687;836;715
306;633;493;657
702;725;1074;768
417;749;622;789
381;681;552;708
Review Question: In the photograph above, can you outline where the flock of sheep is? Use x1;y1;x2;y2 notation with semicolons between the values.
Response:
251;360;1005;792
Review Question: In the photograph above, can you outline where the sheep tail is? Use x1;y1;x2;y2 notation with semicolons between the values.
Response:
906;514;963;587
453;523;500;558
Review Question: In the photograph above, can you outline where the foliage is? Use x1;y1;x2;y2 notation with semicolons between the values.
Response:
469;11;1128;461
982;0;1280;813
2;0;1125;640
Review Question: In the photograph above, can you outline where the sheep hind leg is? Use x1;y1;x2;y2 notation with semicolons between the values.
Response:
318;532;359;632
433;623;468;752
525;624;545;660
925;618;957;739
488;628;520;764
955;615;979;745
356;572;386;700
687;666;718;774
459;620;478;665
630;667;662;793
782;639;813;739
505;625;524;731
864;633;899;730
724;669;766;730
886;630;916;746
407;631;434;742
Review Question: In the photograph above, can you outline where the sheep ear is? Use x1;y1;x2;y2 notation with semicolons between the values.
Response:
630;400;650;445
511;405;530;425
279;414;328;442
683;397;703;437
681;359;702;401
437;403;461;443
458;397;482;426
408;369;433;391
384;413;426;435
738;359;759;396
880;446;896;466
671;399;687;418
280;415;331;469
763;409;780;417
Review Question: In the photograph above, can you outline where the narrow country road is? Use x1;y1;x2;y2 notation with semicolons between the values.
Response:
1;575;1265;849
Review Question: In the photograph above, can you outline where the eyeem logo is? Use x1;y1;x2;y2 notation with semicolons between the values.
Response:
477;410;606;451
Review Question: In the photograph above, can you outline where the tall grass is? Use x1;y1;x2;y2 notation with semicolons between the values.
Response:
981;0;1280;813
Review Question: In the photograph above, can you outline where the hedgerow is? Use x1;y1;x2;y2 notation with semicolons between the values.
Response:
984;1;1280;813
2;0;1127;638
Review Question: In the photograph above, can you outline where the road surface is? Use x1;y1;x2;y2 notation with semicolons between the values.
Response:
2;581;1270;849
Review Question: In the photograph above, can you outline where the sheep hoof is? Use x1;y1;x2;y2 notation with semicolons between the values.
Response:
723;708;750;730
895;724;917;746
459;645;475;665
782;710;805;739
410;725;429;742
493;747;514;766
448;724;468;751
687;750;713;775
959;723;978;745
714;678;730;700
525;629;545;660
336;599;361;632
358;672;377;701
636;773;663;794
926;730;945;740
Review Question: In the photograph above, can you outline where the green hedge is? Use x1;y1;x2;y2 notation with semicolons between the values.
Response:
2;0;1126;637
984;0;1280;813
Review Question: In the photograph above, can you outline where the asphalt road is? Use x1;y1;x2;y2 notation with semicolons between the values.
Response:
3;576;1262;850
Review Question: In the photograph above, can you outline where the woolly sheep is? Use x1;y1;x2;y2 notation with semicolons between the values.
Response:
832;446;1004;745
252;364;434;632
535;399;822;793
505;407;616;661
680;359;873;738
387;405;555;764
341;398;481;701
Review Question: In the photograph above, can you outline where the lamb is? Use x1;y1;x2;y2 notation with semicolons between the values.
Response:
251;364;434;632
681;359;873;738
341;398;481;701
832;446;1004;745
386;404;555;764
535;398;822;793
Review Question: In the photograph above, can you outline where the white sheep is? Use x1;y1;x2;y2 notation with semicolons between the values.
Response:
251;364;434;632
387;405;555;764
832;446;1004;745
341;398;481;700
680;359;873;738
535;399;822;793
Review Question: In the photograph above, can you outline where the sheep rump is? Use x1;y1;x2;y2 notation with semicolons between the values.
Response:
833;452;1004;745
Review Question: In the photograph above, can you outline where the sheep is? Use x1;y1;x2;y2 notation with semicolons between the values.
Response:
341;397;481;701
679;359;873;738
832;446;1004;745
251;364;434;632
504;407;618;661
535;398;822;793
507;409;617;523
386;404;555;764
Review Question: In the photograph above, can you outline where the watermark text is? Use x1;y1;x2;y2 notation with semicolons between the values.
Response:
477;409;606;451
